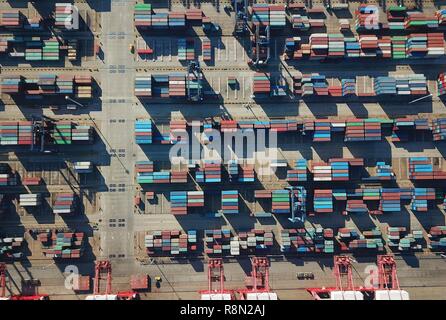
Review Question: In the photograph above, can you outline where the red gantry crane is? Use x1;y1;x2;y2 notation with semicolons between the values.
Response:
237;257;277;300
0;263;7;300
0;263;48;300
307;255;365;300
333;255;355;291
375;255;410;300
199;258;235;300
86;260;138;300
306;255;410;300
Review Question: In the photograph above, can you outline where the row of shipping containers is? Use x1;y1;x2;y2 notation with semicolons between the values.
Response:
140;226;446;256
134;154;446;184
357;5;446;31
54;3;78;30
311;187;446;214
128;115;446;145
52;122;94;145
38;231;85;259
293;72;429;97
170;191;204;215
1;74;92;98
17;192;78;213
286;33;445;60
134;4;203;28
0;4;78;30
0;236;24;259
144;230;197;255
204;228;274;255
0;121;94;146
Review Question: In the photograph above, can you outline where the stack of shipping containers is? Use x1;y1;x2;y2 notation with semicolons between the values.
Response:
251;4;269;26
314;190;333;213
1;76;21;94
286;159;308;182
169;73;186;97
269;5;286;28
271;190;290;214
238;164;255;182
379;189;401;212
134;76;152;97
202;38;212;62
280;228;334;253
38;231;85;258
196;161;221;183
204;228;231;255
72;125;93;144
0;236;23;259
429;226;446;250
19;193;42;207
252;73;271;95
411;188;435;212
135;161;154;184
0;10;20;27
152;12;168;28
53;193;77;214
74;75;92;99
134;3;152;27
221;190;239;214
145;230;197;255
169;12;186;28
433;118;446;140
135;119;153;144
170;191;187;215
54;3;78;30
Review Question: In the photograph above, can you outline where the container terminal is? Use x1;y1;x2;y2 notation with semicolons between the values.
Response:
0;0;445;301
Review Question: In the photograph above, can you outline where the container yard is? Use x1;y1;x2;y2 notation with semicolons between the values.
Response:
0;0;445;306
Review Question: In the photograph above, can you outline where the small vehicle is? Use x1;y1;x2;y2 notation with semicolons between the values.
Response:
297;272;314;280
155;276;162;288
304;272;315;280
203;22;220;33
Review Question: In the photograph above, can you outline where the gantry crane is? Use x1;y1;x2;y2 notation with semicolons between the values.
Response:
286;186;307;223
93;260;112;296
186;61;203;102
248;24;270;68
0;263;7;300
199;258;234;300
378;255;399;290
30;116;46;153
233;0;248;35
86;260;138;300
237;257;277;300
307;255;365;300
31;115;59;153
333;255;355;291
0;263;49;300
375;255;410;300
306;255;409;300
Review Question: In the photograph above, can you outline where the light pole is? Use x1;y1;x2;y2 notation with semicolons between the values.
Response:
408;94;433;105
65;96;85;108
